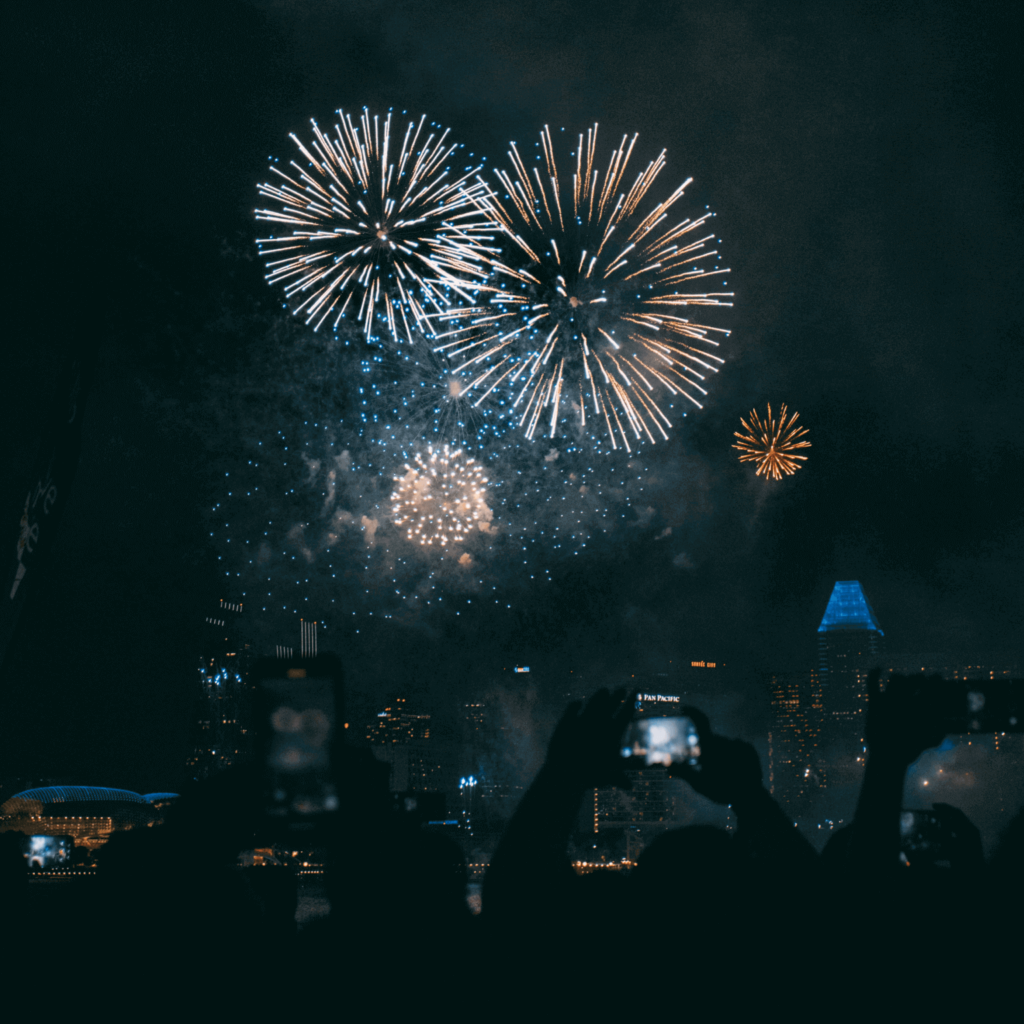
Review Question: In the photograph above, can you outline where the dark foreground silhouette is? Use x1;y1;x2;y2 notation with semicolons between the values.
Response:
2;674;1020;1005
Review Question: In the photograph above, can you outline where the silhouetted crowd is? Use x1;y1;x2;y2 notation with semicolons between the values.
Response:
2;673;1020;1009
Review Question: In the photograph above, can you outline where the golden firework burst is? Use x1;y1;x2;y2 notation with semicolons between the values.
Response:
733;403;810;480
390;444;491;546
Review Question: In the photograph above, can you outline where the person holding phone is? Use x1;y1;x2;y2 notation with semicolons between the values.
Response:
484;690;817;935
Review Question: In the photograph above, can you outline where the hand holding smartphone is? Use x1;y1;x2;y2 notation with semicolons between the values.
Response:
620;715;701;767
254;654;344;837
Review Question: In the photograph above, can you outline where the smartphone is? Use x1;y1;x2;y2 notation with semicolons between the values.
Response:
23;835;72;869
254;654;343;835
620;716;701;767
934;679;1023;733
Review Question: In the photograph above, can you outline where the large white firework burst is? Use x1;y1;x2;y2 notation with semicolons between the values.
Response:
256;109;492;339
431;124;733;452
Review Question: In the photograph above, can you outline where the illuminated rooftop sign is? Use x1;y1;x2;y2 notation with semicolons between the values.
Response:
514;666;530;673
637;693;680;703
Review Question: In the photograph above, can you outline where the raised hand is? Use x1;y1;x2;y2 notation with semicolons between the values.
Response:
864;671;948;766
930;802;984;872
544;687;634;790
670;733;764;808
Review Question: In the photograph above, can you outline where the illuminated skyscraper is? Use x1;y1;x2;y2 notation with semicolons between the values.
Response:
300;619;318;657
367;696;431;745
455;701;525;828
818;581;884;674
463;703;487;741
187;599;254;781
817;581;884;784
367;696;441;792
593;768;680;863
767;669;826;810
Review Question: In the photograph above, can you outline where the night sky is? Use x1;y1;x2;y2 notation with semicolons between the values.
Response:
2;0;1020;796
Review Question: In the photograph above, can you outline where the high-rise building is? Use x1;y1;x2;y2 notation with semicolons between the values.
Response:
593;768;680;862
766;582;884;808
367;696;441;792
767;669;826;810
817;581;885;785
452;699;530;833
366;696;431;744
463;703;487;741
818;581;884;680
300;619;318;657
187;599;254;782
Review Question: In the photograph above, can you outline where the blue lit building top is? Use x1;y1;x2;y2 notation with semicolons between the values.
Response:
817;581;883;635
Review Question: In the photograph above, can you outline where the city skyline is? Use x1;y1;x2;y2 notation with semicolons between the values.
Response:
8;575;1017;854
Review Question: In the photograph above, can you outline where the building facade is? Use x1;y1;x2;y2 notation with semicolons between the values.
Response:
767;669;826;811
817;581;884;785
367;696;445;793
186;598;254;782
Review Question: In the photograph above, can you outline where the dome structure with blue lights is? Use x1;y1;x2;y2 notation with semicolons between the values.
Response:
0;786;162;831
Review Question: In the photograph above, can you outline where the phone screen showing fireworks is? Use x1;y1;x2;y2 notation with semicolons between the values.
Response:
24;835;72;869
621;716;701;767
261;672;338;828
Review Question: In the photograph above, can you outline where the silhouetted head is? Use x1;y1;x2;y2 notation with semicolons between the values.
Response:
0;832;28;888
630;826;740;938
990;805;1024;878
821;824;857;867
634;825;736;883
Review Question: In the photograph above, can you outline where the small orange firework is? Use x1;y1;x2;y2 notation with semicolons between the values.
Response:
733;403;810;481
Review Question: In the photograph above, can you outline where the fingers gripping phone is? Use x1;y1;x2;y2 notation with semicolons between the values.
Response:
254;654;344;835
620;716;701;767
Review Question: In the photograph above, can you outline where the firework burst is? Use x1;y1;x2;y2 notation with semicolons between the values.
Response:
391;444;492;547
732;403;810;480
208;325;657;630
256;109;492;339
430;124;732;451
